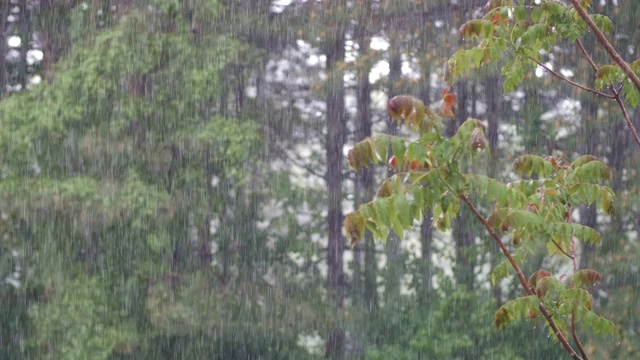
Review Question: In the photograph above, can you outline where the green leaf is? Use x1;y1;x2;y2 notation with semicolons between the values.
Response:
391;215;404;238
596;187;615;215
531;6;544;23
546;222;572;256
572;155;599;167
471;47;485;68
595;64;621;90
392;194;412;230
406;141;427;163
519;24;549;47
491;258;511;285
495;295;539;329
580;310;620;338
513;155;552;177
562;288;593;310
514;6;527;23
502;59;527;93
590;14;613;34
347;137;377;170
573;160;611;182
506;210;546;232
376;179;394;198
487;208;509;229
572;224;602;246
374;135;391;161
373;198;392;230
569;183;600;206
536;276;565;300
623;79;640;108
570;269;602;288
459;19;494;40
449;50;470;79
391;137;407;166
419;131;440;144
409;185;424;214
541;1;567;17
345;211;366;246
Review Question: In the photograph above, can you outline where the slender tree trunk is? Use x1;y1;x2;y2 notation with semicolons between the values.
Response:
417;56;433;299
452;82;476;290
485;75;503;301
324;23;346;360
579;80;598;268
353;32;378;310
419;212;433;299
34;1;75;84
0;2;8;98
604;120;629;255
384;40;404;300
18;0;31;89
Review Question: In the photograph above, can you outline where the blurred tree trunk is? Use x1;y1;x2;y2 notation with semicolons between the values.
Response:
578;41;599;269
485;75;503;301
417;54;433;299
353;30;378;310
604;120;629;254
419;213;433;299
324;22;346;360
34;1;75;84
452;82;476;290
384;39;404;300
17;0;31;89
0;2;8;98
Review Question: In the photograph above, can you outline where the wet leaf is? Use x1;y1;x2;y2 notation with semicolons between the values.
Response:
344;211;365;247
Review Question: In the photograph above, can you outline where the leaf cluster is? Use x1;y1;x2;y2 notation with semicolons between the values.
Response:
344;94;617;352
446;0;638;103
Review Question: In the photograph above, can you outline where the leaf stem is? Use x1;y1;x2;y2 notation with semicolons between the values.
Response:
459;194;583;360
526;56;614;99
609;85;640;148
567;204;577;273
550;238;574;260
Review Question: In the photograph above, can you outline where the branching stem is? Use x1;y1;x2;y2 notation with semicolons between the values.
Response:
569;0;640;94
459;194;584;360
574;40;640;148
527;56;614;99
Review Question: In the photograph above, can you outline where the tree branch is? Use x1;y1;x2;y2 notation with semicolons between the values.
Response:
575;40;598;72
609;84;640;148
574;39;640;148
569;0;640;95
527;56;614;99
459;194;583;360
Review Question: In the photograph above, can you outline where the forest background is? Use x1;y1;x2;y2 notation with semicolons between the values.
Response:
0;1;638;359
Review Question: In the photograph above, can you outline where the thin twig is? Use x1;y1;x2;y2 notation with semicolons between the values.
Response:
609;86;640;148
569;0;640;95
567;204;577;273
572;308;586;359
576;40;598;72
458;194;583;360
527;56;614;99
575;39;640;148
550;238;574;259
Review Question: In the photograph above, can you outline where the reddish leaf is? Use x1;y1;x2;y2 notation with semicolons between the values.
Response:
440;87;457;117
